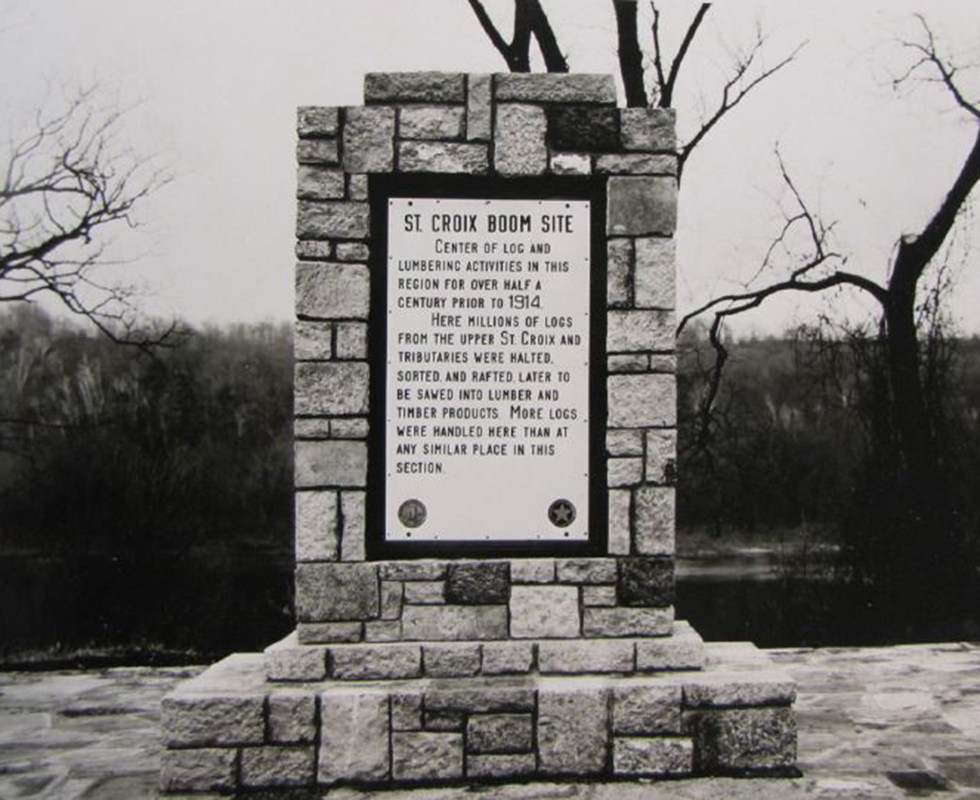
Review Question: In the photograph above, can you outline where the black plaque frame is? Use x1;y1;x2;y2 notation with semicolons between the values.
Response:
366;174;608;560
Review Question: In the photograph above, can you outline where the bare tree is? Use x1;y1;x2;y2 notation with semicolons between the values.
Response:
0;87;173;347
681;15;980;506
465;0;567;73
466;1;802;180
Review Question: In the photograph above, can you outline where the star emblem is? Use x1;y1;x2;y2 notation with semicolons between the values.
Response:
548;499;576;528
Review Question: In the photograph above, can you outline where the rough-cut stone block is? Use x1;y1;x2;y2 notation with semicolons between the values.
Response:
296;201;369;239
596;153;678;175
582;585;617;606
510;558;555;583
481;641;534;674
162;695;264;747
424;643;481;677
380;561;447;580
268;694;317;743
296;240;332;261
348;173;369;200
445;562;509;604
609;457;643;487
467;73;492;140
297;621;362;644
241;746;315;788
160;748;236;793
330;644;421;679
294;320;332;361
608;354;648;373
426;683;535;713
392;733;464;781
467;714;533;754
650;353;676;373
614;685;682;734
343;106;395;173
297;165;345;200
620;107;676;151
608;488;631;555
682;672;797;708
364;620;402;642
634;236;676;309
607;237;632;308
399;105;465;140
619;557;674;607
495;104;547;176
265;638;328;682
295;562;378;622
607;176;677;236
547;106;619;151
424;709;465;731
607;428;643;456
380;581;403;620
510;586;579;638
607;310;674;353
538;687;609;774
333;490;367;561
538;640;633;674
583;607;673;637
295;440;367;488
335;241;370;262
297;138;339;165
555;558;616;584
607;373;676;428
294;490;338;562
319;690;389;783
398;141;489;173
550;152;591;175
467;753;537;778
295;262;370;320
635;622;705;671
335;321;368;359
645;429;677;485
634;486;675;556
366;72;465;102
403;580;444;604
295;362;369;416
495;73;616;104
614;737;692;776
401;604;508;641
684;707;797;773
332;418;369;439
391;691;423;731
298;106;340;138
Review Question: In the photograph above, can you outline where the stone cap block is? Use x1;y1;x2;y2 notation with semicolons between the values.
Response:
365;72;466;103
495;73;616;104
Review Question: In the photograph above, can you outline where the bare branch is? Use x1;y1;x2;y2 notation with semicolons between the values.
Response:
660;3;711;108
0;88;173;347
613;0;649;107
680;36;806;175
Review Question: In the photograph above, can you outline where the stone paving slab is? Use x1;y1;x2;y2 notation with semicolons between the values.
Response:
2;644;980;798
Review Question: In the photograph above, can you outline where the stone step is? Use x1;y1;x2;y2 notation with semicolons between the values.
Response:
160;644;797;793
264;620;707;682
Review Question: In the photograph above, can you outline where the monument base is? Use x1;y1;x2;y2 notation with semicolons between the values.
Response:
160;624;797;794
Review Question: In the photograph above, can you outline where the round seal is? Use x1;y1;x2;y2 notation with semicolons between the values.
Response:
398;499;427;528
548;499;576;528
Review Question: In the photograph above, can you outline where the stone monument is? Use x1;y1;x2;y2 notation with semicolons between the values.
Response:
159;72;798;794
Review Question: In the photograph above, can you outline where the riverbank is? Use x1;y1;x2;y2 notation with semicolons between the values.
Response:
1;641;978;799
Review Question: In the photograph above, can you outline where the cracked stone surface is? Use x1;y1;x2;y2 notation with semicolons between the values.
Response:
2;643;980;797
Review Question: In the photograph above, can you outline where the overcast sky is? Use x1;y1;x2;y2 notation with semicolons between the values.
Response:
2;0;979;336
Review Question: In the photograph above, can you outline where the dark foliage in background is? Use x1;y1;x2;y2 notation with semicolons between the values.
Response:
2;304;979;662
0;306;294;662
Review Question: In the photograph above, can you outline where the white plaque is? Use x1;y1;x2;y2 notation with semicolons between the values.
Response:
385;197;592;542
